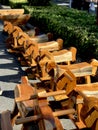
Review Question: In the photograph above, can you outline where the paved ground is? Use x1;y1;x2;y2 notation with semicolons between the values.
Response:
0;20;25;129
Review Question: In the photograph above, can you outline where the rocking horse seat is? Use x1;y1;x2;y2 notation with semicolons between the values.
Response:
65;62;93;77
1;14;31;26
75;83;98;99
59;59;98;84
53;50;72;64
38;39;63;52
0;9;24;15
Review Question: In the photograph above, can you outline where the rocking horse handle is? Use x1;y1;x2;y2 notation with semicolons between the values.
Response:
15;90;66;102
90;58;98;75
15;115;42;125
15;108;75;129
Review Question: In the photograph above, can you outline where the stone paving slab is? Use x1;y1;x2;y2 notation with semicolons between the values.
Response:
0;20;24;129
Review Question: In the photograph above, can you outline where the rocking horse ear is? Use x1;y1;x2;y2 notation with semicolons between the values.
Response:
45;61;56;76
48;68;55;77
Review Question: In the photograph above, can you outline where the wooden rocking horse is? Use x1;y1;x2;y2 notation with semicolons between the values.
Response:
12;76;76;130
37;50;98;84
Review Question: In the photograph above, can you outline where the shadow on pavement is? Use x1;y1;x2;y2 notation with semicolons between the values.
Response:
1;90;14;99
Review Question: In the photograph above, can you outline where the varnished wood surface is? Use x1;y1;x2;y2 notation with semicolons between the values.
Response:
1;14;31;26
0;9;24;15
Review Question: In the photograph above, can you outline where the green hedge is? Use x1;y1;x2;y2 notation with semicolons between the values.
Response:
24;5;98;60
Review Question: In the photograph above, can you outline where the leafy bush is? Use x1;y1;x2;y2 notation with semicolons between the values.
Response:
24;5;98;60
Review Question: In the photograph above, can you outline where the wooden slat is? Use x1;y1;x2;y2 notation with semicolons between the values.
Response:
1;14;31;26
15;89;67;102
38;38;63;52
15;115;42;124
15;105;75;127
53;108;75;117
75;83;98;91
0;9;24;15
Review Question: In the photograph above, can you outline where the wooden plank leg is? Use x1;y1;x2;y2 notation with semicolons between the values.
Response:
76;95;86;129
85;75;91;84
95;120;98;130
